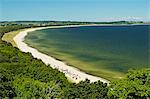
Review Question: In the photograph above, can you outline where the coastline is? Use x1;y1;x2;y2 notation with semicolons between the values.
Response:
13;25;109;84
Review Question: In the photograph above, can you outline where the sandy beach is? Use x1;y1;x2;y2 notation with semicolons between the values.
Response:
13;25;109;84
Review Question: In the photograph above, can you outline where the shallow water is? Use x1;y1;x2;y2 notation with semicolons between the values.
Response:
25;25;150;80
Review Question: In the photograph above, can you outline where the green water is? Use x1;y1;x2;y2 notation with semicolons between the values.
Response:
25;25;150;80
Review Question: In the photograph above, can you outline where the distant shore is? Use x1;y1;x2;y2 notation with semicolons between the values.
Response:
13;25;110;84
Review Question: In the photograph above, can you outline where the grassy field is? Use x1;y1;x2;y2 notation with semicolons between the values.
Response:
2;29;26;47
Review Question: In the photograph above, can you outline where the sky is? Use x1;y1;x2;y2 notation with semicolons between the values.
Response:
0;0;150;22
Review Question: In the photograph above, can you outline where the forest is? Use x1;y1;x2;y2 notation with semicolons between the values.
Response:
0;23;149;99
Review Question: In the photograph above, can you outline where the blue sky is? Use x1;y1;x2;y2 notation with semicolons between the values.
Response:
0;0;150;21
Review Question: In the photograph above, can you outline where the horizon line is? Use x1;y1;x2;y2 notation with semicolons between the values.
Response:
0;20;148;22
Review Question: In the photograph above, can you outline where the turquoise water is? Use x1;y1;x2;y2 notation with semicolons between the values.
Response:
25;25;150;80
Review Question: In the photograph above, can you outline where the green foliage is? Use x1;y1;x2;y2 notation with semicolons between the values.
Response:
0;25;108;98
0;25;31;38
0;67;16;98
63;79;108;99
12;77;63;99
0;40;108;98
0;23;149;99
0;41;69;98
108;68;150;99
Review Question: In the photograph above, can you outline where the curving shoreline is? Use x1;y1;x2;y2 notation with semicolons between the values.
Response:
13;25;109;84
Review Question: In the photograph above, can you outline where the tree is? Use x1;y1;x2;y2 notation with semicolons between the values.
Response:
0;68;16;98
108;68;150;99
